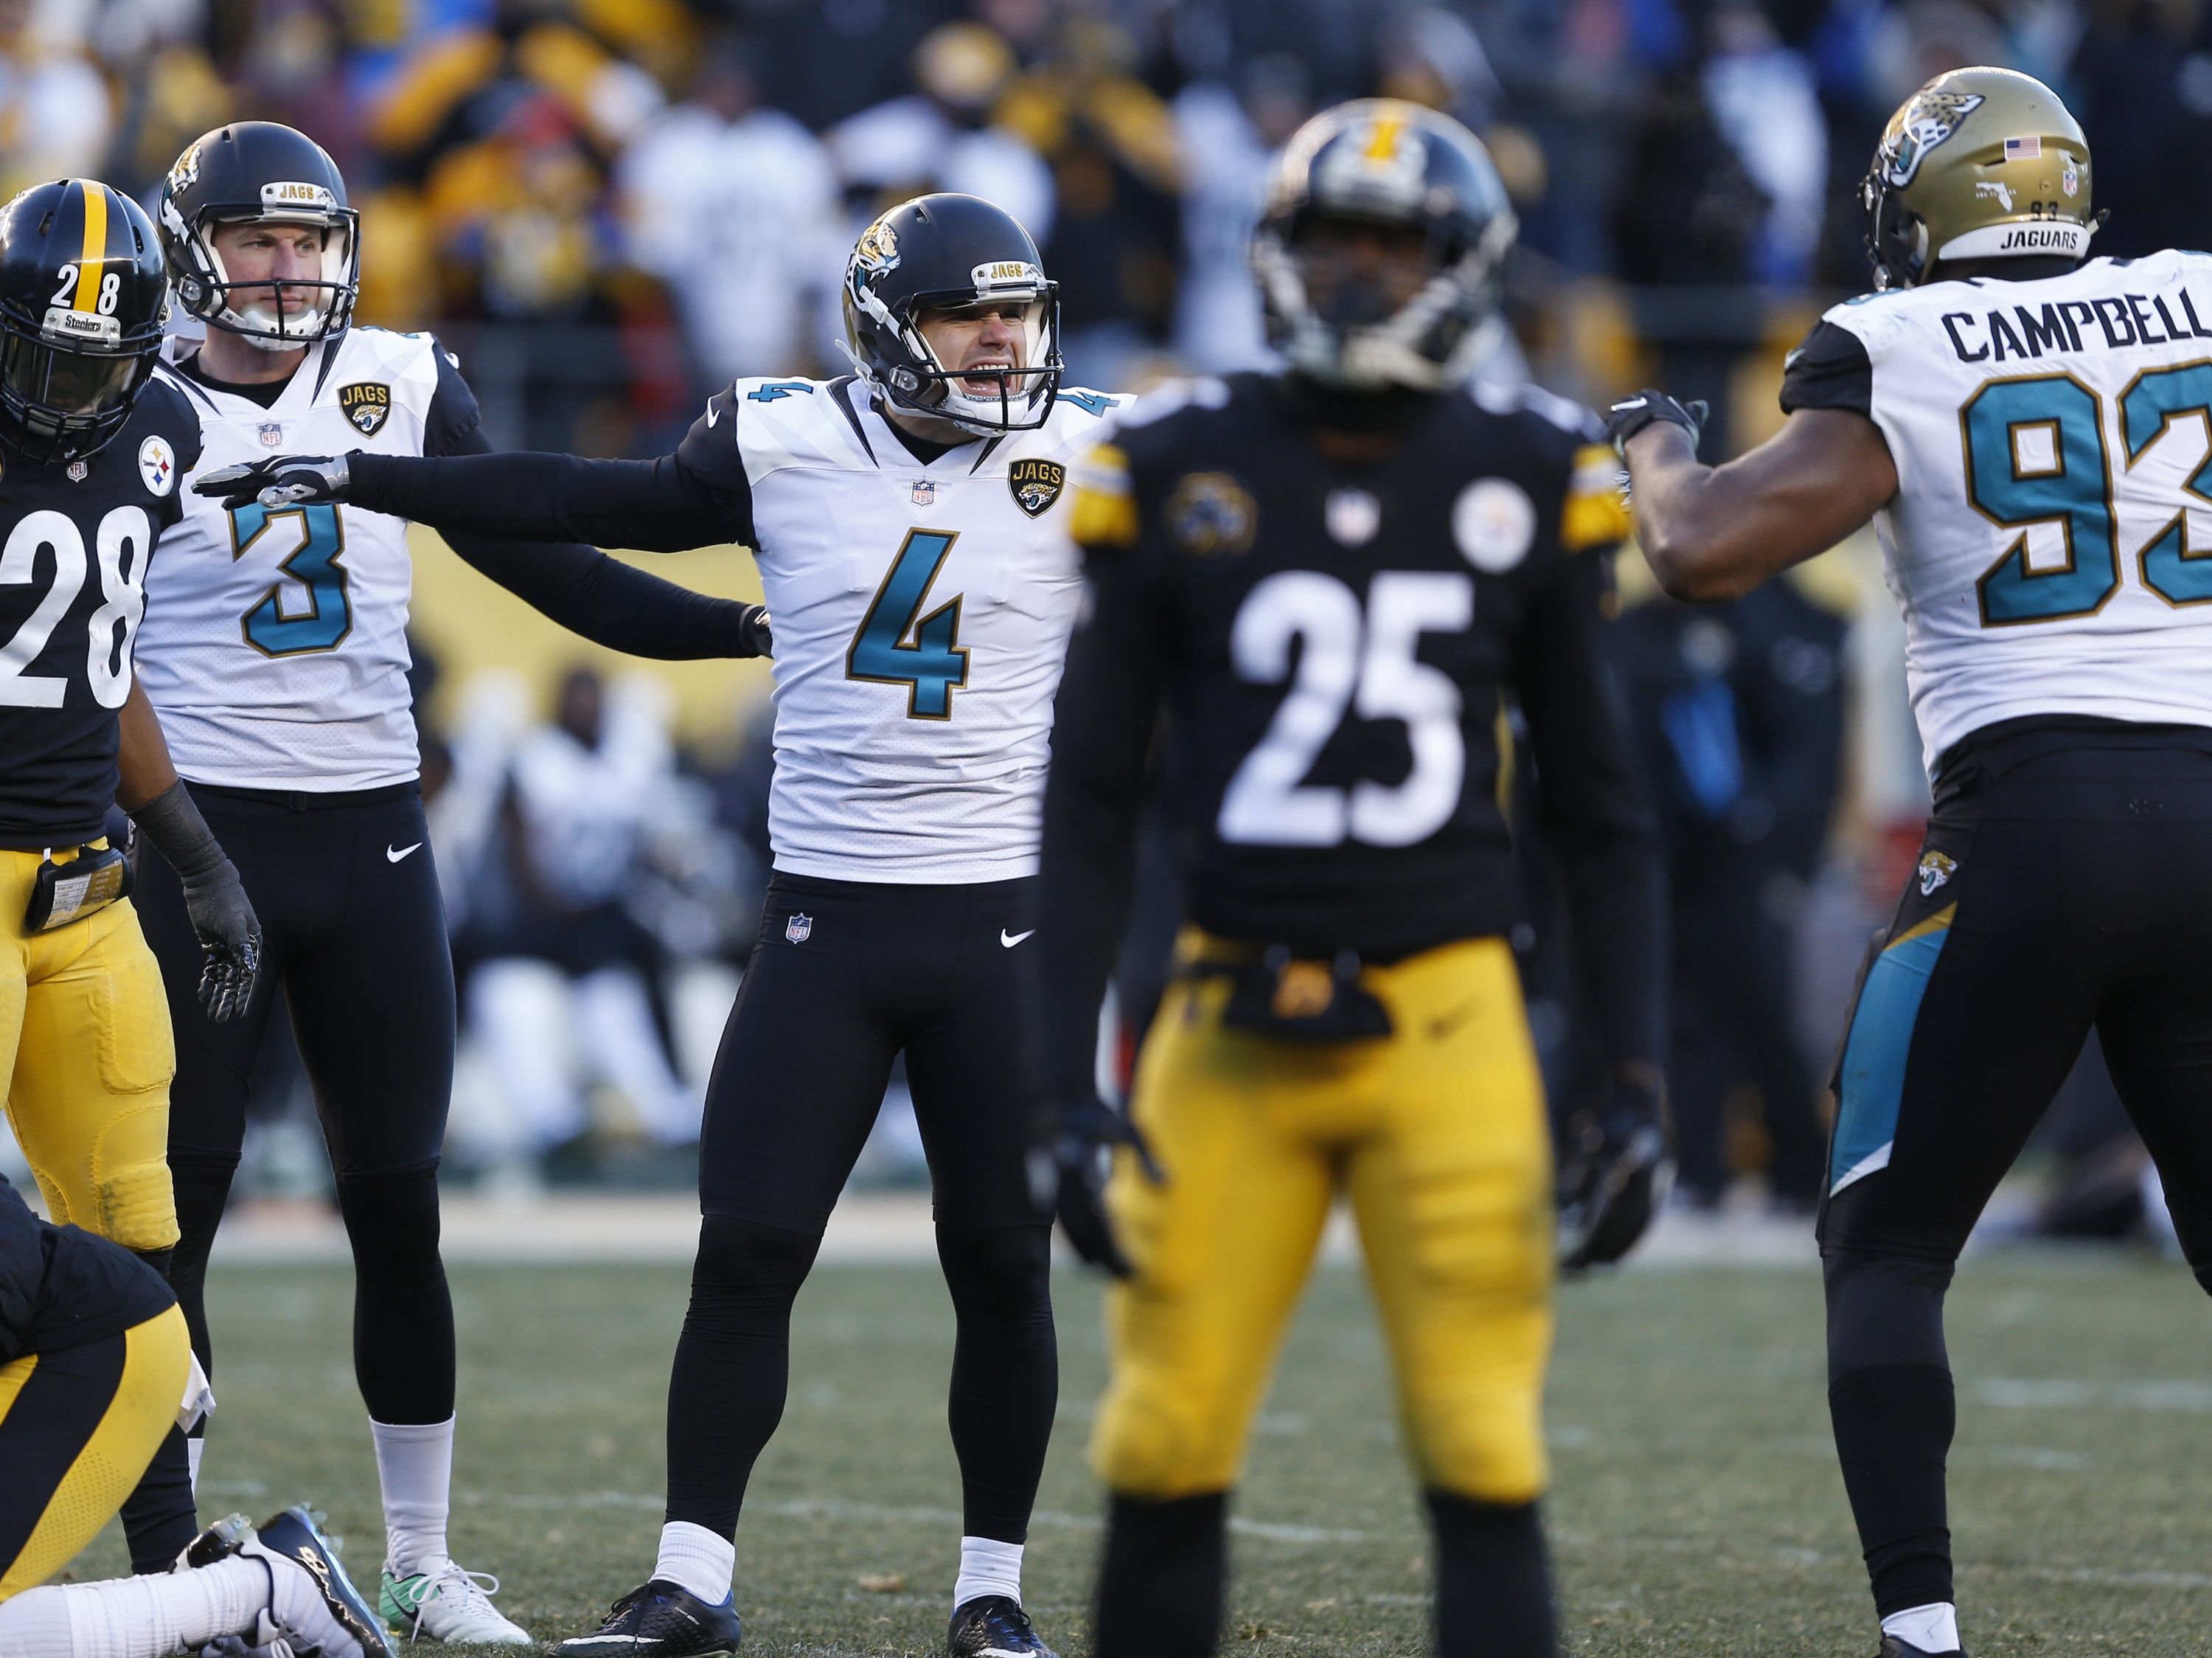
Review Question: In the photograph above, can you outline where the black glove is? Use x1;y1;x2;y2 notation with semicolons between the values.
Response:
193;453;352;512
1605;390;1709;458
127;783;262;1023
1046;1095;1163;1278
1557;1072;1670;1272
737;604;773;659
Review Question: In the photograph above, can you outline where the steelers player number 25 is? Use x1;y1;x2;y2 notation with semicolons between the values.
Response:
229;501;352;656
847;528;968;718
1968;364;2212;625
0;506;150;708
1218;569;1475;847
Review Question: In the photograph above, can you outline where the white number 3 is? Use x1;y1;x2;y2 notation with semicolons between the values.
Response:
1217;569;1474;848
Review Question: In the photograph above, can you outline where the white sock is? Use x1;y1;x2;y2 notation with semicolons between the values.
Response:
372;1415;456;1575
0;1555;269;1658
953;1535;1023;1612
1881;1602;1961;1654
187;1435;205;1495
653;1521;735;1605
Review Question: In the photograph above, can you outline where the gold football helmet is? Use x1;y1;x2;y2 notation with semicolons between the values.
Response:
1863;66;2098;290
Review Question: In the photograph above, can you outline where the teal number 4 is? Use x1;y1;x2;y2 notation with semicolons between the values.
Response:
231;502;352;656
1967;365;2212;625
846;529;968;718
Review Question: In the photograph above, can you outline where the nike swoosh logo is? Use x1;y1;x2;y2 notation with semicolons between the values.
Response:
1000;929;1035;948
705;398;721;428
386;842;423;863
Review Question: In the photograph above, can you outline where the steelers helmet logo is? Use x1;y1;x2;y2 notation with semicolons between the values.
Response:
339;381;392;437
1007;458;1065;518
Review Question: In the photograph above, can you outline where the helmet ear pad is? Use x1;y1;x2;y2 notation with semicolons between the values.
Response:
1863;175;1928;291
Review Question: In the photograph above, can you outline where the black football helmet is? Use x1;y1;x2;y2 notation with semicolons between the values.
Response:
1252;98;1517;392
841;193;1063;436
159;122;358;350
0;178;170;464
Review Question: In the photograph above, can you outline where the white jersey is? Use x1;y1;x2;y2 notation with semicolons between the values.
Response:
140;326;463;789
1786;251;2212;771
707;376;1121;882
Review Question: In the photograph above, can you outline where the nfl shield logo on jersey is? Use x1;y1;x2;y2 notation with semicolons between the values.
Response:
339;382;392;437
911;479;936;507
785;912;813;943
1008;458;1065;518
258;421;285;447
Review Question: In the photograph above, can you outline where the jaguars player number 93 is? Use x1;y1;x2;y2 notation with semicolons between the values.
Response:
1034;100;1666;1658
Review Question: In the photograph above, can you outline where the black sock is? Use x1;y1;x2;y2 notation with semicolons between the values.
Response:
1825;1249;1958;1614
335;1165;455;1423
1426;1491;1555;1658
664;1213;822;1536
117;1246;199;1572
1095;1491;1227;1658
937;1223;1056;1541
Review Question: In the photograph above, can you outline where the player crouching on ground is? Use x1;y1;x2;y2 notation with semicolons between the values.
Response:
1609;66;2212;1658
1035;100;1669;1658
0;1173;389;1658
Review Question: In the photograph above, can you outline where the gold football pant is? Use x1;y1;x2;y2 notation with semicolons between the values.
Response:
1093;932;1555;1504
0;1304;191;1599
0;846;178;1252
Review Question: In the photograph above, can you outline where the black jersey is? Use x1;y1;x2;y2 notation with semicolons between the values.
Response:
1035;372;1664;1099
0;1173;173;1363
0;372;201;847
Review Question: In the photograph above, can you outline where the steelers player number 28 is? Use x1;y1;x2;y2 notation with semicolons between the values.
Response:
229;502;352;656
0;506;150;708
1967;364;2212;624
1218;569;1475;847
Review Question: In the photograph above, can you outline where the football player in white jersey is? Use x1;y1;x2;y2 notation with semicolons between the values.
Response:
122;122;772;1646
1610;68;2212;1658
204;192;1121;1658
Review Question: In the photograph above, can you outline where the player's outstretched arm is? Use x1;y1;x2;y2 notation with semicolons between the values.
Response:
1613;401;1896;602
117;684;262;1022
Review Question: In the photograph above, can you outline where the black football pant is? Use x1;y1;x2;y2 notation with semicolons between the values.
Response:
1819;729;2212;1620
664;871;1055;1547
121;783;456;1568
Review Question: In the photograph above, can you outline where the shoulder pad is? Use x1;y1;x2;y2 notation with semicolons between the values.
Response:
1470;379;1603;442
1067;441;1138;548
1111;376;1232;434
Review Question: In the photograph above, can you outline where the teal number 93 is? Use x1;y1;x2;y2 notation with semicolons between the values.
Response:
1966;366;2212;624
230;502;352;656
846;528;969;718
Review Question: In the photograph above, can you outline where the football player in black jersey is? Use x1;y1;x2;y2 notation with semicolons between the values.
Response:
1035;102;1668;1658
0;1173;395;1658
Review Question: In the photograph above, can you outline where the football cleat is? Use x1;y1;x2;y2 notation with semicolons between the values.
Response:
175;1512;256;1572
947;1595;1059;1657
240;1505;392;1658
551;1581;741;1657
381;1559;532;1645
1879;1638;1966;1658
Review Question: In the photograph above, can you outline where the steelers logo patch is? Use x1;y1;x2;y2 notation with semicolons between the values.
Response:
339;381;392;437
1007;458;1065;518
1452;478;1535;572
137;435;176;497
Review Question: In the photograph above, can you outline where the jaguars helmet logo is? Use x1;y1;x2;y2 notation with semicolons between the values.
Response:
1916;849;1957;896
1883;90;1985;187
1008;459;1065;518
338;381;391;437
1165;471;1257;557
852;218;901;277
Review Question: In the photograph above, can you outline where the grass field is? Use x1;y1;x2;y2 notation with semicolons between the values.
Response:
63;1248;2212;1657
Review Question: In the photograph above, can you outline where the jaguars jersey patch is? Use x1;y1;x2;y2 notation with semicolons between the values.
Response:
1008;458;1065;518
1166;471;1257;557
338;381;391;437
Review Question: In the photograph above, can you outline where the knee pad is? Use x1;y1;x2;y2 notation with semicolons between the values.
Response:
1823;1246;1954;1380
1093;1377;1230;1499
936;1223;1052;1332
91;1109;178;1252
333;1164;443;1279
1404;1382;1548;1507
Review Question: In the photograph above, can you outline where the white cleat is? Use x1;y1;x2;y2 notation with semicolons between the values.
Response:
380;1558;533;1645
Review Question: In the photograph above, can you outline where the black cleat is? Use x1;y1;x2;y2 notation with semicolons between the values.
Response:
948;1595;1059;1657
173;1512;254;1572
1880;1638;1966;1658
552;1581;741;1657
244;1505;392;1658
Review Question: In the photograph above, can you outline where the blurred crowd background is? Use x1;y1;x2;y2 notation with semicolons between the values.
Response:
0;0;2185;1246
